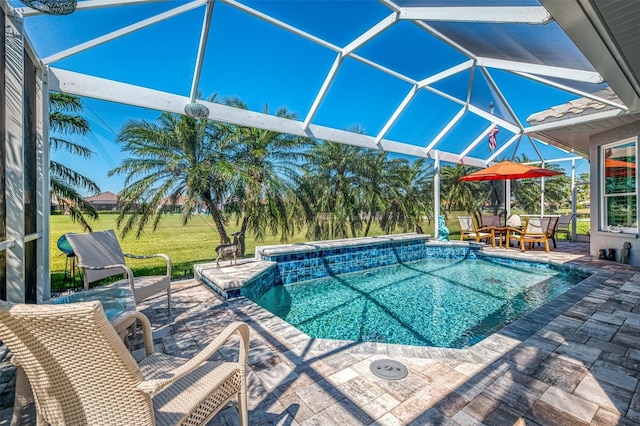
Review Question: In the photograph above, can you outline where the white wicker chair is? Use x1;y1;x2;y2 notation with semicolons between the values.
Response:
1;300;249;426
66;230;172;315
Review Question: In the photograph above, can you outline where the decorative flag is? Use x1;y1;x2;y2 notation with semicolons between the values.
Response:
488;126;499;151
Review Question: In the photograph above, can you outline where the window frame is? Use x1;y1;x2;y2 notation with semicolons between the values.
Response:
600;136;638;234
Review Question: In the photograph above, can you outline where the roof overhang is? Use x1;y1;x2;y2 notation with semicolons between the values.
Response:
525;110;640;157
541;0;640;113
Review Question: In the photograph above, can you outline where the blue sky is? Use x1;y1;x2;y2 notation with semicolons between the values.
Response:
22;0;592;194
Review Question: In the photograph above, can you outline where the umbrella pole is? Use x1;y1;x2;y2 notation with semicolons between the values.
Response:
504;180;507;226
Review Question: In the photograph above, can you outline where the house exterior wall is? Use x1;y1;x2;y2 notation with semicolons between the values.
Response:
590;120;640;264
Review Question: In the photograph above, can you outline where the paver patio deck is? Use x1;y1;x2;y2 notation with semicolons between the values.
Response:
2;240;640;425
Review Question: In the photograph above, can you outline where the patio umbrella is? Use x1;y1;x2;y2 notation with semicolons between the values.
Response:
459;160;564;223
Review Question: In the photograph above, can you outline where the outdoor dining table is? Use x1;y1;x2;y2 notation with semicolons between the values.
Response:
490;226;524;248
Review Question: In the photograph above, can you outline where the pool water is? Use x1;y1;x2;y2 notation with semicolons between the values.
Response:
252;258;584;348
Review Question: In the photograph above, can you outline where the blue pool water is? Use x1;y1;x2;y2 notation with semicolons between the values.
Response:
251;258;585;348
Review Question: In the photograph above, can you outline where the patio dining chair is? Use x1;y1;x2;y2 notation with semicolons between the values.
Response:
457;216;492;244
545;216;560;248
481;215;501;228
66;230;172;315
506;217;550;252
1;300;249;426
506;214;522;228
556;214;574;240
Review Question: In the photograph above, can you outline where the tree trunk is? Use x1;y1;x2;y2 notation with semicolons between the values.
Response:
239;216;249;257
202;196;230;244
364;211;374;236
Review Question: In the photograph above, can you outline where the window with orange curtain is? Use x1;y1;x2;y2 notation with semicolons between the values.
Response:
602;137;637;232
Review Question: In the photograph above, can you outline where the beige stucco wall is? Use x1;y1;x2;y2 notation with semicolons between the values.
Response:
590;120;640;264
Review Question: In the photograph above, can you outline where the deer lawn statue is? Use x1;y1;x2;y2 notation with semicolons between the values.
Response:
215;231;243;268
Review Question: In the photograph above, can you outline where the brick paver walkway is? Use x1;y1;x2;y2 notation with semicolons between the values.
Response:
2;241;640;425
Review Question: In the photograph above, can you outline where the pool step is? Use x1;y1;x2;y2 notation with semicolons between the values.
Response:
194;258;276;299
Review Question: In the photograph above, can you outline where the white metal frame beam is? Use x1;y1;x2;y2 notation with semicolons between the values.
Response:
458;124;495;161
49;68;489;168
399;6;552;24
303;13;398;129
42;0;206;65
36;66;50;302
477;57;603;84
4;12;26;302
468;105;520;134
480;67;524;129
376;85;418;145
424;106;466;155
540;0;640;111
418;60;474;88
514;71;628;111
189;0;214;102
10;0;595;177
486;133;521;164
303;54;342;130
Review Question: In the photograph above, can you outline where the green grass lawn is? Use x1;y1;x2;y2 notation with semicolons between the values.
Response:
50;214;437;290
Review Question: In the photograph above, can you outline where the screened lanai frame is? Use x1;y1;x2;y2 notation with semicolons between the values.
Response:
0;0;631;302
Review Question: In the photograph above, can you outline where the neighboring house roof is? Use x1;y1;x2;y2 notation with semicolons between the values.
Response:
162;195;186;206
85;191;119;204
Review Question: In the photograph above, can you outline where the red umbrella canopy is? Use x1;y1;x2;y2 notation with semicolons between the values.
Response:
459;161;564;181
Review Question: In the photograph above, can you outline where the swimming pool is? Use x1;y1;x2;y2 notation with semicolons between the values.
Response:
250;257;587;348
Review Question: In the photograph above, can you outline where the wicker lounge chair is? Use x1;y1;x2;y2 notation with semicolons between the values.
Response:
506;217;550;252
1;300;249;426
66;230;172;315
458;216;492;243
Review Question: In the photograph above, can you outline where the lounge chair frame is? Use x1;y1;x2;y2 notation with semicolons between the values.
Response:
66;229;172;315
1;301;249;426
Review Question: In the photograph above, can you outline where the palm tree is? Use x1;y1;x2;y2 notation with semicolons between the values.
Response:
223;98;312;255
111;96;311;254
299;140;367;240
510;155;570;213
110;104;234;242
359;150;395;236
380;158;434;234
49;93;100;231
440;164;486;222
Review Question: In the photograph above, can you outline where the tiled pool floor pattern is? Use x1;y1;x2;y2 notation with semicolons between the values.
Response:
3;241;640;425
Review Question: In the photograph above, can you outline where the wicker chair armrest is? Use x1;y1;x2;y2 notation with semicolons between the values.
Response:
123;253;172;277
77;263;131;274
77;263;136;293
136;321;249;395
112;311;154;356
